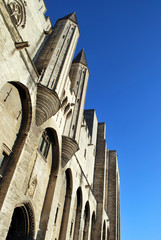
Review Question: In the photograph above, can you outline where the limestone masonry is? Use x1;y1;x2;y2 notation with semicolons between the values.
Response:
0;0;120;239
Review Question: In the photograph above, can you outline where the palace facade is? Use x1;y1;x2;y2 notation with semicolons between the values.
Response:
0;1;120;239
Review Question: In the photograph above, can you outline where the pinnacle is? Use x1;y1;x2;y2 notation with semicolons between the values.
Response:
73;49;88;67
59;12;78;25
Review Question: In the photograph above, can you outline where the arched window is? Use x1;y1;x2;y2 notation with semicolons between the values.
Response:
83;202;90;240
59;169;73;239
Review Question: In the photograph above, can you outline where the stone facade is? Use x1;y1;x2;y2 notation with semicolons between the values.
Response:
0;1;120;239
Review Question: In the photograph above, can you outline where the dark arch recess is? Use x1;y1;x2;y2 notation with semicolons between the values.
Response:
103;220;106;240
0;81;32;208
6;201;35;240
90;211;96;240
73;187;83;240
58;168;73;240
46;128;59;172
83;201;90;240
37;128;60;240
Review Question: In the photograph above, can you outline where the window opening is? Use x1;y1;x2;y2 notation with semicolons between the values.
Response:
51;79;55;88
38;132;50;159
84;149;86;159
70;221;74;237
0;144;11;179
0;152;8;178
54;207;59;225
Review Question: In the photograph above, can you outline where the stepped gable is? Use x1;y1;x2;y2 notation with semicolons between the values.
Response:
73;49;88;67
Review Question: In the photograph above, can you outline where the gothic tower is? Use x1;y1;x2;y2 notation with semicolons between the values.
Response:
35;12;80;96
35;12;80;126
0;1;121;239
64;49;89;143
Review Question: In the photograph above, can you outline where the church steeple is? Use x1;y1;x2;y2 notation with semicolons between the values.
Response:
59;12;78;25
73;49;88;67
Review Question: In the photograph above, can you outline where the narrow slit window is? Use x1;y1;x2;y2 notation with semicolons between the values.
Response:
54;207;59;224
70;221;74;237
84;149;86;159
0;152;9;178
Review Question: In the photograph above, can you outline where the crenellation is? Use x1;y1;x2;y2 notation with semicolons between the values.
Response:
0;2;120;240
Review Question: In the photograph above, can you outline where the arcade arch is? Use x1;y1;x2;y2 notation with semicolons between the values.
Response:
59;168;73;240
0;82;32;208
83;201;90;240
73;187;83;240
6;202;35;240
37;127;60;240
90;212;96;240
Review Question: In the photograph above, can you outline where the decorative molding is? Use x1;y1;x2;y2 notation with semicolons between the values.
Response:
8;0;27;28
16;201;35;238
23;202;35;238
28;176;37;198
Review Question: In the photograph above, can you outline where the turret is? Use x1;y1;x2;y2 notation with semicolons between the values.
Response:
36;12;79;95
61;49;89;167
34;13;80;126
64;49;89;142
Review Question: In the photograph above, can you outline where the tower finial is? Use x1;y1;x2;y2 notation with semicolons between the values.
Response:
58;12;78;25
73;49;88;67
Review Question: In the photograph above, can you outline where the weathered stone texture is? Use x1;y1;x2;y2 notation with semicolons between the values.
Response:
0;1;121;240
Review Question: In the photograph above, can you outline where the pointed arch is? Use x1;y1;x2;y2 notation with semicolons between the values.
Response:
73;187;83;240
59;168;73;240
103;220;106;240
0;81;32;209
107;225;110;240
83;201;90;240
6;201;35;240
37;127;60;240
90;211;96;240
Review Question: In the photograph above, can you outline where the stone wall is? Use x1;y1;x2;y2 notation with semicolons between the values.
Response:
0;1;121;240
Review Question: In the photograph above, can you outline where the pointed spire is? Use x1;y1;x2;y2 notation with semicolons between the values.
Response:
73;49;88;67
59;12;78;25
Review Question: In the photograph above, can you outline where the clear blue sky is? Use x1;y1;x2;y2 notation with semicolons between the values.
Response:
44;1;161;239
